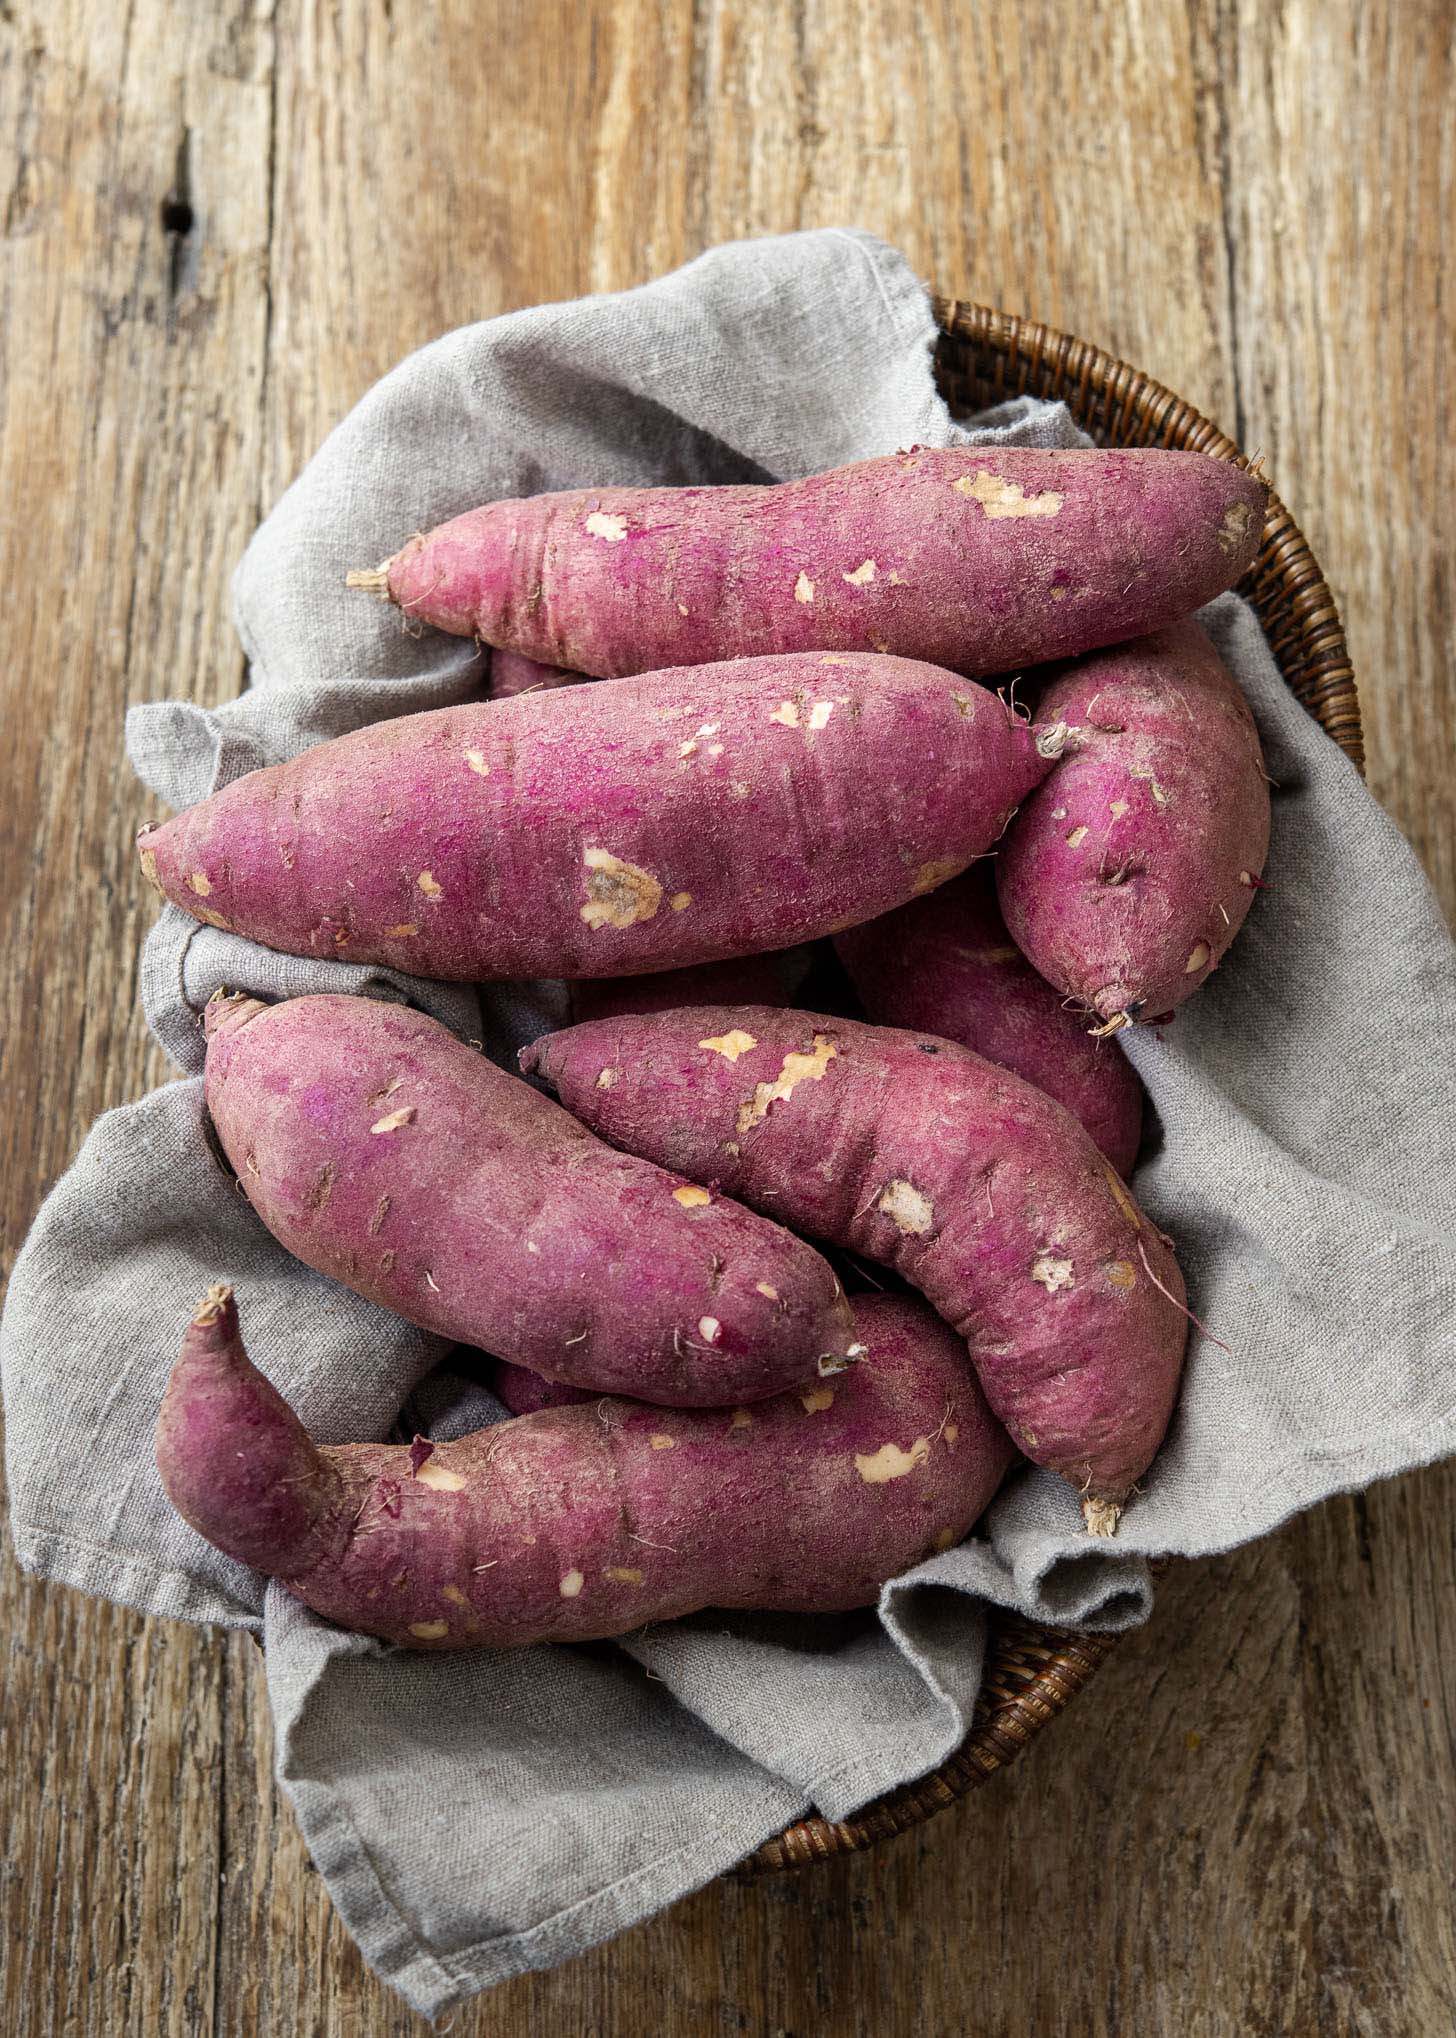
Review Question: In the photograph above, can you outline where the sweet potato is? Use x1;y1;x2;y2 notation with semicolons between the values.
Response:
490;1360;592;1416
996;619;1272;1026
488;648;577;699
137;654;1060;981
526;1005;1188;1531
350;448;1266;679
204;992;859;1403
157;1286;1016;1648
835;865;1144;1175
568;951;790;1026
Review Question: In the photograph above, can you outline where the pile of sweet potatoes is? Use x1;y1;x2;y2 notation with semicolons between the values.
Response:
145;442;1274;1650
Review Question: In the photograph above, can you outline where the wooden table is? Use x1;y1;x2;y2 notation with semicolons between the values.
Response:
2;4;1452;2031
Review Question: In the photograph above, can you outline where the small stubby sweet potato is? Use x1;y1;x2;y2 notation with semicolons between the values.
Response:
568;951;790;1026
835;864;1144;1175
490;1360;592;1416
996;619;1272;1027
351;448;1266;680
526;1006;1189;1532
157;1286;1017;1648
488;648;577;699
136;653;1059;981
204;992;859;1404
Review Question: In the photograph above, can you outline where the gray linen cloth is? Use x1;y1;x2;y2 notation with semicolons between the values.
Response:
5;230;1455;2015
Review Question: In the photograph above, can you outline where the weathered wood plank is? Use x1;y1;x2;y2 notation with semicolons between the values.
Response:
0;3;275;2033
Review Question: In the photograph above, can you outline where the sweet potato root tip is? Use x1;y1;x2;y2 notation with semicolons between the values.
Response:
1082;1496;1123;1537
345;561;393;596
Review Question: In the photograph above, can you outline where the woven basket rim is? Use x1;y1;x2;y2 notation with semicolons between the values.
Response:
742;297;1362;1878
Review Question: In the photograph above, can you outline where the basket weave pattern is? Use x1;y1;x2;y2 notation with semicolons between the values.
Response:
742;301;1363;1877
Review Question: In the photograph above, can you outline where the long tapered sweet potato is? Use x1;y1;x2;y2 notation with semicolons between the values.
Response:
203;992;859;1403
835;864;1144;1175
525;1006;1188;1532
996;620;1272;1026
350;448;1266;680
157;1287;1016;1648
138;653;1059;981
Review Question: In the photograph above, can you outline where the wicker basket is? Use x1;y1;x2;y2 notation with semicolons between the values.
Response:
742;300;1363;1877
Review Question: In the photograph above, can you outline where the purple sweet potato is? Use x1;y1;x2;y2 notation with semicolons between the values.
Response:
350;448;1266;679
204;992;859;1404
137;653;1059;981
835;865;1144;1175
157;1286;1016;1648
526;1006;1189;1532
490;1360;592;1416
568;951;790;1026
488;648;577;699
996;620;1272;1026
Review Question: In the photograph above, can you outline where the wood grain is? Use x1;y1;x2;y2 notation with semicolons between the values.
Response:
1;1;1451;2032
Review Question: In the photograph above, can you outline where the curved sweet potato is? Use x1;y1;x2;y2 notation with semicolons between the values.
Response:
525;1005;1188;1531
996;620;1271;1026
157;1287;1016;1648
835;864;1144;1174
138;653;1057;981
204;992;858;1404
352;448;1266;680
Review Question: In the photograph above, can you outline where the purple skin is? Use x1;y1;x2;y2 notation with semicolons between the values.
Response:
156;1287;1017;1649
360;447;1266;680
525;1006;1189;1534
568;951;790;1027
136;653;1057;982
491;1359;592;1416
488;648;578;699
835;864;1144;1176
203;992;859;1405
996;620;1272;1026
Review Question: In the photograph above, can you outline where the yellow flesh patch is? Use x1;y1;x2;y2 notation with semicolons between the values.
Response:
580;847;663;930
912;858;961;895
415;1462;467;1492
698;1028;758;1062
855;1437;932;1484
877;1179;934;1234
736;1035;838;1135
954;468;1065;518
